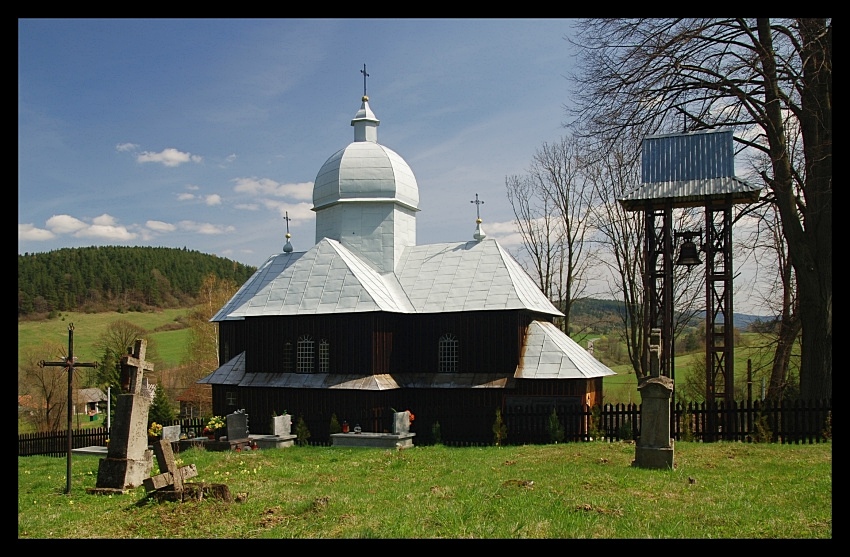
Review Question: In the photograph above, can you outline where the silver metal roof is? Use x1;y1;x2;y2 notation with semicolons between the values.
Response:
212;237;562;321
619;128;762;211
516;321;616;379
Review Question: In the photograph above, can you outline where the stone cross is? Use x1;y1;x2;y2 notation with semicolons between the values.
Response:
93;338;156;492
122;339;155;395
144;439;198;493
648;328;662;378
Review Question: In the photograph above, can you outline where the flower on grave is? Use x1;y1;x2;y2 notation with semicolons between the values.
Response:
205;415;226;434
148;422;163;437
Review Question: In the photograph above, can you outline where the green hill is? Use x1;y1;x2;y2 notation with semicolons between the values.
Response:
18;246;256;318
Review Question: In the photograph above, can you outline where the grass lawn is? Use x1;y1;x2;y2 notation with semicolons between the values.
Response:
17;441;831;539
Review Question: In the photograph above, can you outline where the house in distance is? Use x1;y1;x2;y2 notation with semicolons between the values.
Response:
199;91;615;444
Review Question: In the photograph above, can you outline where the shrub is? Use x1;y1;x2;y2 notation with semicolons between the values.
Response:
492;408;507;446
588;405;603;440
295;415;311;446
328;413;341;435
617;421;634;441
752;412;773;443
548;408;564;444
431;421;442;445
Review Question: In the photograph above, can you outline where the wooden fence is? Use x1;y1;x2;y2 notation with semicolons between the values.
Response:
18;400;831;456
507;398;832;445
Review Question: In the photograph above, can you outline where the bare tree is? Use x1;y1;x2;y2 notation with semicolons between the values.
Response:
18;341;69;432
568;18;831;399
505;134;598;332
183;274;238;380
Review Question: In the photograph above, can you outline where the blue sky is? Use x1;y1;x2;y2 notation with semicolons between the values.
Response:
18;18;772;315
19;18;576;265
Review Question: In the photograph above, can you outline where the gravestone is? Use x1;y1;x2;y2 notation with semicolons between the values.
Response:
633;329;675;469
392;411;411;435
162;425;181;443
224;410;249;442
91;339;155;493
271;414;292;436
205;410;252;451
254;413;296;449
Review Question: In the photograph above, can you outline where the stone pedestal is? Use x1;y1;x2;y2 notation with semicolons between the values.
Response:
331;431;415;449
633;375;675;469
95;392;153;490
254;414;296;449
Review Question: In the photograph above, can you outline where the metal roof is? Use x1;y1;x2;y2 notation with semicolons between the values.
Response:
619;128;762;211
516;321;616;379
212;237;562;321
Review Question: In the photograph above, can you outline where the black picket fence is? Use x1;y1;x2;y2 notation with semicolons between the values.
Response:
17;417;209;457
18;400;831;456
506;398;832;445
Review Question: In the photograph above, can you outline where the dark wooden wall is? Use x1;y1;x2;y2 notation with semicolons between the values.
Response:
225;310;543;375
211;377;602;445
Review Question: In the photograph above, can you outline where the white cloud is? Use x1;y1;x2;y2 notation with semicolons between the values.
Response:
46;214;88;234
18;223;55;241
146;220;177;233
234;203;260;211
115;142;139;152
178;193;195;201
178;221;236;235
205;194;222;206
77;223;136;240
186;184;200;191
137;148;203;167
232;177;313;200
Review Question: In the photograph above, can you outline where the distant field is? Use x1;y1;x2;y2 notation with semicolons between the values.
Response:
18;309;191;369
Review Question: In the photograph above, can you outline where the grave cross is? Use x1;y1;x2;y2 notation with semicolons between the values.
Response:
39;323;98;494
121;338;155;395
144;439;198;493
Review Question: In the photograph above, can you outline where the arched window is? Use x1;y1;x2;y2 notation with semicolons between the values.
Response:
282;341;293;372
297;335;314;373
438;333;458;373
319;339;330;373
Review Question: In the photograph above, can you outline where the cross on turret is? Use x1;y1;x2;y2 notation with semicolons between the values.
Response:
470;193;484;222
361;64;370;98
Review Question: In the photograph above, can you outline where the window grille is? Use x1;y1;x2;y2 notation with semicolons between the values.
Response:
319;339;330;373
283;341;293;372
438;333;458;373
297;335;315;373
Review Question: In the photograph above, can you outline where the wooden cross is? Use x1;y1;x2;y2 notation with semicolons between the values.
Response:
470;193;484;221
121;339;154;395
144;439;198;493
39;323;98;494
361;63;369;97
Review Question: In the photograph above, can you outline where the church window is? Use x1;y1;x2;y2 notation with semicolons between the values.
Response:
283;341;293;372
297;335;315;373
319;339;330;373
438;333;458;373
226;391;237;406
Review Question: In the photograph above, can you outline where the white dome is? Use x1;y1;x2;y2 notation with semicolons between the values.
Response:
312;141;419;211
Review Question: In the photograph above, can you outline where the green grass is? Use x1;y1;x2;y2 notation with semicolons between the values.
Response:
18;309;191;369
17;441;831;539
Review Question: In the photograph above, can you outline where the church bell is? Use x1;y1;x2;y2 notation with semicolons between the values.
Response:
674;230;703;268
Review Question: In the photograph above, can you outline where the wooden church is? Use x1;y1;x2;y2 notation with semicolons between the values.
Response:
199;92;615;444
